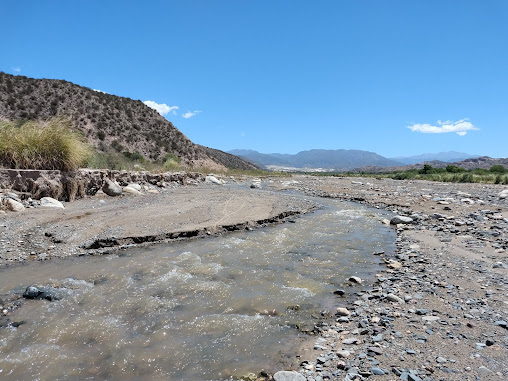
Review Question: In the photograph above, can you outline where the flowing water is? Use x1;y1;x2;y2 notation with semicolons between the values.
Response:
0;197;395;380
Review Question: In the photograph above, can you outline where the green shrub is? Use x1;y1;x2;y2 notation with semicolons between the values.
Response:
0;117;92;171
490;165;507;174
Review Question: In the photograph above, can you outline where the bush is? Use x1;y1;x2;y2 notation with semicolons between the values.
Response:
0;117;92;171
490;165;507;174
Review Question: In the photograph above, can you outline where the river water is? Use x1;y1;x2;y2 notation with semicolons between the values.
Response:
0;197;395;380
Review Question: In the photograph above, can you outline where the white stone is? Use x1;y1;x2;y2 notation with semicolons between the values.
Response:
273;371;306;381
205;175;222;185
390;216;413;225
498;189;508;199
336;307;351;316
40;197;64;209
5;198;24;212
349;276;362;284
123;186;143;195
127;183;142;191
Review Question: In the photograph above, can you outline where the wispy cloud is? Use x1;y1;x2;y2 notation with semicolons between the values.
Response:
143;100;179;116
182;110;202;119
407;119;478;136
93;89;109;94
12;67;21;73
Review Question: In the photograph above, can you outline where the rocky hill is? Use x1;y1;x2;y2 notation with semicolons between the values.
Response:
0;72;257;170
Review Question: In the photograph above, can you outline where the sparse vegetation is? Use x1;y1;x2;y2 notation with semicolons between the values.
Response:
0;117;92;171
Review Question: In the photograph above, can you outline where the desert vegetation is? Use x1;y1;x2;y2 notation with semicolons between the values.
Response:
0;117;92;171
313;164;508;184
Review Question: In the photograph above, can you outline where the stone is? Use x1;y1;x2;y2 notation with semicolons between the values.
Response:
386;293;404;303
205;175;222;185
23;286;41;298
370;367;385;375
336;307;351;316
478;366;493;375
40;197;64;209
102;179;122;197
498;189;508;199
273;370;306;381
123;186;143;195
127;183;142;191
336;350;351;358
349;276;362;284
422;316;440;322
342;338;358;345
5;198;24;212
390;216;413;225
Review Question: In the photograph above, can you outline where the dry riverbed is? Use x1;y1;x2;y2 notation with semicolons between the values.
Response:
1;174;508;381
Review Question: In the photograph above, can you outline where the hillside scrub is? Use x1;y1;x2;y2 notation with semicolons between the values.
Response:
0;117;92;171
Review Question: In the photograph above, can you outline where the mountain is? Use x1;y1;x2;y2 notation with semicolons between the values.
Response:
228;149;402;171
391;151;479;165
0;72;258;171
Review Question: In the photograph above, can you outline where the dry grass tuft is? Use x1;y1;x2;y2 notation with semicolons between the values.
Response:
0;117;92;171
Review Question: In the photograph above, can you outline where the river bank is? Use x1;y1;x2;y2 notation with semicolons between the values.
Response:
267;176;508;381
1;173;507;380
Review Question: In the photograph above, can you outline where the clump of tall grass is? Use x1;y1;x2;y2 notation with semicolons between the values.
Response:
0;117;92;171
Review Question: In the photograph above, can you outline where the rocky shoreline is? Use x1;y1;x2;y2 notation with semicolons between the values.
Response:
268;176;507;381
1;173;507;380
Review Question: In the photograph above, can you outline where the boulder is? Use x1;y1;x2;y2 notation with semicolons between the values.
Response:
4;198;24;212
390;216;413;225
102;179;122;197
205;175;222;185
40;197;64;209
499;189;508;199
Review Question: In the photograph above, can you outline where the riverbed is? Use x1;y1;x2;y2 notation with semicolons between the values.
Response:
0;197;395;380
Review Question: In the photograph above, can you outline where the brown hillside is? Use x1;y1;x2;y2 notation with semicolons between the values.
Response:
0;72;258;170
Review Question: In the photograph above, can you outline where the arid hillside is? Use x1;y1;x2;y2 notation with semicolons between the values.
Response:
0;72;258;170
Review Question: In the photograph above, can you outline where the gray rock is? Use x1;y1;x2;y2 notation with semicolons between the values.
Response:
370;367;385;375
349;276;362;284
123;186;143;195
40;197;64;209
386;293;404;303
102;179;122;197
478;366;493;375
23;286;41;298
390;216;413;225
273;370;306;381
498;189;508;199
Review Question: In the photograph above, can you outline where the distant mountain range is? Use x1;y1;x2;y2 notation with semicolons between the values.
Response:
390;151;480;165
229;149;501;172
228;149;402;171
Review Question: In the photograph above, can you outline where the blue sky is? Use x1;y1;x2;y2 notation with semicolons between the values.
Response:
1;1;507;158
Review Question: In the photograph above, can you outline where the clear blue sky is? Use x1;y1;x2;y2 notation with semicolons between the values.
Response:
2;1;507;158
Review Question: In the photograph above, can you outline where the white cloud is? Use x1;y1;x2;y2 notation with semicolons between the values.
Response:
12;67;21;73
143;100;179;116
182;110;202;119
407;119;478;136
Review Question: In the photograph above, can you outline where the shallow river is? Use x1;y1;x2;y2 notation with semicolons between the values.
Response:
0;197;395;380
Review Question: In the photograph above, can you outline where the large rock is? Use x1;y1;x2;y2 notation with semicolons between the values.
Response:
40;197;64;209
499;189;508;199
4;198;25;212
390;216;413;225
127;183;142;191
273;371;306;381
205;175;222;185
102;179;122;197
